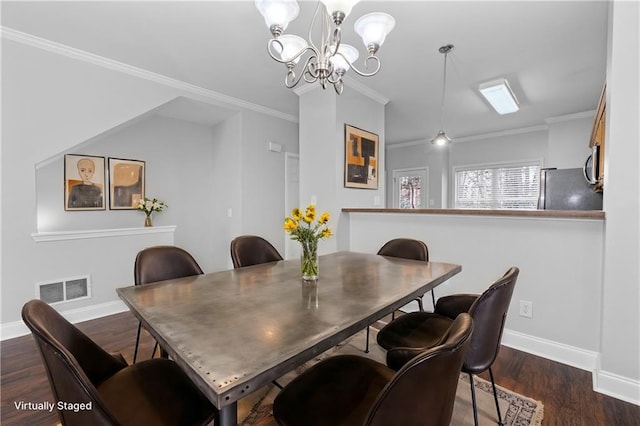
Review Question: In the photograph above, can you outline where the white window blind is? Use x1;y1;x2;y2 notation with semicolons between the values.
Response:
455;164;540;209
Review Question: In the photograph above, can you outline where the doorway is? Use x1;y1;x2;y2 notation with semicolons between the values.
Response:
392;168;428;209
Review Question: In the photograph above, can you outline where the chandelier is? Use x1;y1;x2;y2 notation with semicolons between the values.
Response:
255;0;395;94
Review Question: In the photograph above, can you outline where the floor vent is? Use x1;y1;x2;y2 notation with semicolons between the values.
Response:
37;276;91;304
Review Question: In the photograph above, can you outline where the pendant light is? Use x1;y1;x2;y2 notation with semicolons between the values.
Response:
431;44;454;146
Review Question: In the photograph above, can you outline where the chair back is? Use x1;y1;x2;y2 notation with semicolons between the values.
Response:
21;300;126;425
230;235;283;268
366;313;473;426
465;267;519;373
377;238;429;262
134;245;203;285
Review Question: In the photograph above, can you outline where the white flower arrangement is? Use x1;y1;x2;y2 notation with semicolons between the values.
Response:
137;197;167;218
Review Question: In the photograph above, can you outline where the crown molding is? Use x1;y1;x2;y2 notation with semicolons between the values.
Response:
292;75;389;105
450;124;549;143
545;110;595;124
386;124;549;148
1;27;298;123
343;76;390;105
386;139;429;149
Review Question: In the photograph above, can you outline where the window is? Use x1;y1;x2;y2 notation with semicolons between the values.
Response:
454;163;540;209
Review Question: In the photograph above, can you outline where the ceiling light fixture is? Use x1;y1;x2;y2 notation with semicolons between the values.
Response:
431;44;454;146
255;0;395;94
479;78;519;114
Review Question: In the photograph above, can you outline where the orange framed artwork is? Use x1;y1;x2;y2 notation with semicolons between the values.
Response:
344;124;379;189
64;154;106;211
108;158;145;210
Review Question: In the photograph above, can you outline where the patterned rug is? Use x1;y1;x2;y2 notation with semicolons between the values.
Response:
237;329;544;425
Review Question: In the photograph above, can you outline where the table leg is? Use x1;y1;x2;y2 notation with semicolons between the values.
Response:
218;402;238;426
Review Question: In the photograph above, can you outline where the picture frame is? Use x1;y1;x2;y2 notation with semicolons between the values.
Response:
344;124;379;189
108;157;145;210
64;154;106;211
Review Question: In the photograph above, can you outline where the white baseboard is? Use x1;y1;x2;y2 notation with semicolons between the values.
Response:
502;328;640;406
0;300;129;341
593;356;640;406
501;328;599;371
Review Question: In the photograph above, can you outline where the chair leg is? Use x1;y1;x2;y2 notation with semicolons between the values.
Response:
430;289;436;308
468;373;479;426
489;368;504;426
365;326;370;353
151;341;159;358
133;322;142;363
416;296;424;312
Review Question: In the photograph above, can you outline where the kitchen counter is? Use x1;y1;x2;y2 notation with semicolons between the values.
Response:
342;208;605;220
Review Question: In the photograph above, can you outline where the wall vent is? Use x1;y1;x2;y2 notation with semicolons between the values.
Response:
36;275;91;304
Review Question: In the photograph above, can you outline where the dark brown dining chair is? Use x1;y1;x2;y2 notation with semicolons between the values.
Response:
22;299;216;426
363;238;431;353
273;313;473;426
133;245;203;362
377;267;519;426
230;235;283;268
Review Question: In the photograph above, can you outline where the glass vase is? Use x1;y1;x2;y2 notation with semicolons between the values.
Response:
144;215;152;227
300;240;319;282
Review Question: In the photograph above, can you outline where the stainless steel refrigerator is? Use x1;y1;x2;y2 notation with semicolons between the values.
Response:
538;168;603;210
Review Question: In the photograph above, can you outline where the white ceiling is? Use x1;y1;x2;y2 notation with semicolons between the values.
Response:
1;1;609;144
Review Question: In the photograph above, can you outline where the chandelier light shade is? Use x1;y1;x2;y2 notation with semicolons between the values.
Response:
256;0;395;94
354;12;396;54
431;44;454;146
255;0;300;35
479;78;520;114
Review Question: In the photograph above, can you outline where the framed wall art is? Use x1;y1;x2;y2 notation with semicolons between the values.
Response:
64;154;106;211
344;124;379;189
108;157;145;210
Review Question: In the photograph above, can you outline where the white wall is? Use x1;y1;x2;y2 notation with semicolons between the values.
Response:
298;86;386;253
1;37;299;325
546;115;594;168
210;114;242;271
1;39;179;324
386;142;449;208
346;211;604;352
597;0;640;401
240;110;299;258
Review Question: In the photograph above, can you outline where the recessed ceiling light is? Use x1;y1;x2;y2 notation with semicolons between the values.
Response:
479;78;519;114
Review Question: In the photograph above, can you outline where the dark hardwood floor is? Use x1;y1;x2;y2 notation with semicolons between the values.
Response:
1;311;639;425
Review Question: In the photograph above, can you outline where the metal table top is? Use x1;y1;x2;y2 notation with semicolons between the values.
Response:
117;251;461;425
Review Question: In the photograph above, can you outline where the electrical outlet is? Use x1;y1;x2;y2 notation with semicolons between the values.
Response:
519;300;533;318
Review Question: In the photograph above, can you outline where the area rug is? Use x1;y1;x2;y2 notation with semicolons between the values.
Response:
237;329;544;426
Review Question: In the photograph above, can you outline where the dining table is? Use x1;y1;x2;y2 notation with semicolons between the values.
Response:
117;251;461;426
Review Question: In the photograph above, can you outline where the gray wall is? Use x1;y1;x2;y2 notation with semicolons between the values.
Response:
1;38;298;323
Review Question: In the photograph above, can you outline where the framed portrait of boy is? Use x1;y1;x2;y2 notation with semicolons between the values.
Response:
108;158;145;210
344;124;379;189
64;154;106;211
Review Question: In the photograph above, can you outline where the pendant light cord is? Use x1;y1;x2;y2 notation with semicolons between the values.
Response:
438;44;453;131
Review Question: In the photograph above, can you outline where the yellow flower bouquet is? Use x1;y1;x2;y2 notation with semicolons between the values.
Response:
284;204;332;281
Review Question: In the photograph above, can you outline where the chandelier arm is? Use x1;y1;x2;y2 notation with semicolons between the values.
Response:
285;55;320;88
329;26;341;59
347;55;382;77
267;39;319;66
306;1;323;54
334;80;344;95
327;71;342;84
